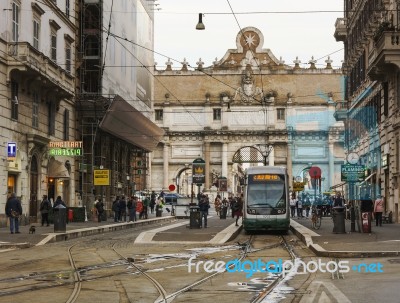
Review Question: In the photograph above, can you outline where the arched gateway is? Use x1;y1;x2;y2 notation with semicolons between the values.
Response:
152;26;344;196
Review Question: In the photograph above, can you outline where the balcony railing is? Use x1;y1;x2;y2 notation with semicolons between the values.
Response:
334;18;347;42
7;42;74;97
333;101;347;122
368;31;400;75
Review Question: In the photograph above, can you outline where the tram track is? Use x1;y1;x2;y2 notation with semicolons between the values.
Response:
0;225;314;302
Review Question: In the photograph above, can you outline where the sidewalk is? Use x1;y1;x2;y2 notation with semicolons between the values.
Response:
0;212;175;251
290;215;400;258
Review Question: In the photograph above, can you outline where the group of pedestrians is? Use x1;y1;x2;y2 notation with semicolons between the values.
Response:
5;193;67;234
108;195;151;223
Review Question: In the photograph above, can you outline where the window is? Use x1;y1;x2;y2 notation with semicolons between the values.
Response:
12;2;19;42
213;108;221;121
51;32;57;61
155;109;163;121
11;81;18;120
65;0;70;18
65;43;71;73
32;91;39;128
48;102;56;135
64;109;69;140
33;19;40;49
277;108;285;121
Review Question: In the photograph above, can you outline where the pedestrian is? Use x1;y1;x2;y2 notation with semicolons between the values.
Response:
127;196;137;222
297;198;303;218
40;194;51;226
233;195;243;226
214;195;222;216
150;191;156;214
95;199;105;223
198;194;210;228
5;193;22;234
119;196;127;222
333;192;344;207
53;196;66;208
137;199;144;219
229;197;235;218
374;194;384;227
112;196;120;222
289;193;297;218
142;196;149;219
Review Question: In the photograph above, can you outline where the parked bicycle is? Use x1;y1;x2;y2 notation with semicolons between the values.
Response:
311;206;322;229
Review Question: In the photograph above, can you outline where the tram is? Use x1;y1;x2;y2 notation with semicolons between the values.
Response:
242;166;290;232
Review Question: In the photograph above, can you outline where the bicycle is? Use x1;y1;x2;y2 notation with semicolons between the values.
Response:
311;207;322;230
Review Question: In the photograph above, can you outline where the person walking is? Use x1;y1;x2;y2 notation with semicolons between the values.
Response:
53;196;66;208
40;195;51;226
289;194;297;218
127;196;137;222
5;193;22;234
214;195;222;217
233;195;244;226
150;191;156;214
374;194;384;227
142;196;149;219
112;196;120;222
95;199;105;223
119;196;127;222
297;198;303;218
198;194;210;228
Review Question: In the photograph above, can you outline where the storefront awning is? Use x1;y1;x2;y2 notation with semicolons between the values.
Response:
99;96;164;152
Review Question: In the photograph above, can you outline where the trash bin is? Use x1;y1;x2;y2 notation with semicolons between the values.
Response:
54;204;67;233
220;206;227;219
68;208;73;223
156;206;163;217
361;211;372;233
332;206;346;234
189;206;201;229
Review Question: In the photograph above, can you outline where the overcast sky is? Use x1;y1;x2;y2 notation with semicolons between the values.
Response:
153;0;344;70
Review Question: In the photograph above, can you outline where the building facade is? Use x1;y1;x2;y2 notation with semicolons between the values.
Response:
0;0;77;223
153;27;344;197
334;0;400;222
0;0;163;223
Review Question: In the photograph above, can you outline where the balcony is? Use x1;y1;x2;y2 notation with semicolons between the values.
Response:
6;42;74;99
333;101;347;122
367;31;400;80
334;18;347;42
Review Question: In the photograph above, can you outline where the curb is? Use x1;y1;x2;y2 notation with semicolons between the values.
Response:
36;216;176;246
290;220;400;258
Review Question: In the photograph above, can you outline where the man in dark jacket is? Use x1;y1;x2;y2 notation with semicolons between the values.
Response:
5;193;22;234
53;196;66;208
40;195;51;226
119;196;127;222
198;194;210;228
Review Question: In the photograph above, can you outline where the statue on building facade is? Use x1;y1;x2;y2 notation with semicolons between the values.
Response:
234;69;263;104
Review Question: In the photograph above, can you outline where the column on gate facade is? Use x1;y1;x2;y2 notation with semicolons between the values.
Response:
222;143;228;178
163;143;169;190
269;144;275;166
287;142;293;189
328;141;334;190
205;141;210;189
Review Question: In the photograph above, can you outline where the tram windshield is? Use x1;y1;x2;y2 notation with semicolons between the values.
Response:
247;174;286;208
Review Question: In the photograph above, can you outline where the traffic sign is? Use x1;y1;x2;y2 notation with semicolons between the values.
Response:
168;184;176;192
93;169;110;186
309;166;321;179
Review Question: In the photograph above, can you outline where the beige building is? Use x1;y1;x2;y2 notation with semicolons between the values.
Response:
153;27;344;197
334;0;400;223
0;0;77;223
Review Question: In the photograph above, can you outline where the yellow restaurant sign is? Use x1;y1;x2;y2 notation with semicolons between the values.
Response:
93;169;110;186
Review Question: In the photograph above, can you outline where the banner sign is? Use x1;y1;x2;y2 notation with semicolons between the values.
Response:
192;158;205;184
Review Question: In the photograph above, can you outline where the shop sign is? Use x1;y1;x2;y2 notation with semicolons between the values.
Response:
7;142;17;161
341;164;365;182
49;141;83;157
93;169;110;186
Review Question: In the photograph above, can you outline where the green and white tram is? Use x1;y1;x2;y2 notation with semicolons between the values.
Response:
243;166;290;232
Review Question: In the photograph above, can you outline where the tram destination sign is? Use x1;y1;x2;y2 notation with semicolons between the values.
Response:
49;141;83;157
341;164;365;182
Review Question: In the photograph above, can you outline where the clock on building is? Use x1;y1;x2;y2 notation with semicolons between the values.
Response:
347;152;360;165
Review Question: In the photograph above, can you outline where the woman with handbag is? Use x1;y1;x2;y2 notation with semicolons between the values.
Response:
5;193;22;234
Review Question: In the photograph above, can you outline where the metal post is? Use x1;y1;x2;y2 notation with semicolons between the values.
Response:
350;201;355;232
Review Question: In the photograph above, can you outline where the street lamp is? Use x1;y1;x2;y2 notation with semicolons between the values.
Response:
255;144;274;166
196;13;205;30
